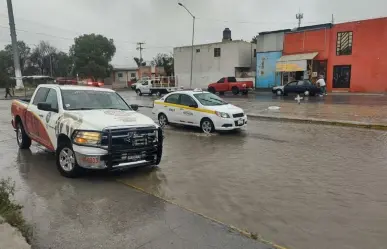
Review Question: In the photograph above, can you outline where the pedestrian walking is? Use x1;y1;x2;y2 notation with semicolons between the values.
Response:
4;82;13;99
316;75;327;96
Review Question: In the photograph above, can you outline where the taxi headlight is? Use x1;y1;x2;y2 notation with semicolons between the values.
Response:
73;131;102;145
215;111;230;118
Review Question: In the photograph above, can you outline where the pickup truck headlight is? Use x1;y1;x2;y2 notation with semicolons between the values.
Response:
215;111;230;118
73;131;102;145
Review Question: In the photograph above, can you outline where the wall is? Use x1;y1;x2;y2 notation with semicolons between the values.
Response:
283;28;331;60
327;18;387;92
174;41;253;89
113;70;137;83
256;51;282;88
256;32;285;52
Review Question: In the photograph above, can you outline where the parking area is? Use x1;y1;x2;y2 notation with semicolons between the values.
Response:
1;91;387;249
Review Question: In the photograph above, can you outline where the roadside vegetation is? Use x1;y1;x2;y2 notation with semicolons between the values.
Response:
0;178;32;243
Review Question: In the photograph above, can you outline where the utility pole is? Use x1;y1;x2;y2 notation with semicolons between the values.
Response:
49;55;53;77
136;42;145;66
296;11;304;28
6;0;23;89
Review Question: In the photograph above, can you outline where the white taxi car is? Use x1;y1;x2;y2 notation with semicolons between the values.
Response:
152;90;247;133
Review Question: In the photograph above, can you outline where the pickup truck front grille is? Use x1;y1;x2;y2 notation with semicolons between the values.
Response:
101;126;161;168
101;126;158;151
233;113;244;118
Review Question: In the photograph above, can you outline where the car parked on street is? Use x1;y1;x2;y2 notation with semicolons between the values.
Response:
152;89;247;133
207;77;254;95
272;80;321;96
11;84;163;178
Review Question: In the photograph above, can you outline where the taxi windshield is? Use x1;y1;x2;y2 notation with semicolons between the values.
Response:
193;93;227;106
61;89;131;110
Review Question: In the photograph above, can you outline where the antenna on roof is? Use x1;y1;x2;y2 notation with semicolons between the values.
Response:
331;14;335;24
296;10;303;28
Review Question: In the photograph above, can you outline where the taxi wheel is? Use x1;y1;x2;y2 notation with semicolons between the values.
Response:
201;118;214;134
158;113;169;127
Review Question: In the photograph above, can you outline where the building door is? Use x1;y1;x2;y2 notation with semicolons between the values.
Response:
333;65;351;88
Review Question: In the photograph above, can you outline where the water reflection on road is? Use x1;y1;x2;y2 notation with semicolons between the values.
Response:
2;92;387;249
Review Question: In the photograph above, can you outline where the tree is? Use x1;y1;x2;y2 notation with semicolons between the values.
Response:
133;57;146;67
251;35;258;44
29;41;58;75
70;34;116;79
150;53;174;76
3;41;31;75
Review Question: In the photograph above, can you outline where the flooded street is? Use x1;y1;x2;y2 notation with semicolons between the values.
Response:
2;92;387;249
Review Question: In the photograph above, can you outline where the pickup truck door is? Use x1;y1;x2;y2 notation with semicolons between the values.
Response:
163;93;180;123
216;78;228;92
40;88;61;149
26;87;50;141
141;81;151;94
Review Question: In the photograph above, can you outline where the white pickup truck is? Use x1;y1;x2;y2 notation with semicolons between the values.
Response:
11;84;163;178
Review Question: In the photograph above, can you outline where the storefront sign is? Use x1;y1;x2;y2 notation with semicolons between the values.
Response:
276;60;307;72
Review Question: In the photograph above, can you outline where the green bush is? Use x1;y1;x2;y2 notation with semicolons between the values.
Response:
0;178;32;243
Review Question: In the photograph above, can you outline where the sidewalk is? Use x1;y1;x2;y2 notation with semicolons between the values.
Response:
228;95;387;129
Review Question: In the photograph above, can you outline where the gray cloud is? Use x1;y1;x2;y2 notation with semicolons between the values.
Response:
0;0;386;67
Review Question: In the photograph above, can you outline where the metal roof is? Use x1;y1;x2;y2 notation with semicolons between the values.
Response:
277;52;318;62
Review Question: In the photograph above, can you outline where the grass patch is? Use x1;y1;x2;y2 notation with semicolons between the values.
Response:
0;178;32;243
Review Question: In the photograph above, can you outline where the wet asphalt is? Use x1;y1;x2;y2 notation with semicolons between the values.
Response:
1;91;387;249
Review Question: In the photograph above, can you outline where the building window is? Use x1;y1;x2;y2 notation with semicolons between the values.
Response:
196;49;200;53
336;32;353;56
118;72;123;78
214;48;221;57
254;49;256;58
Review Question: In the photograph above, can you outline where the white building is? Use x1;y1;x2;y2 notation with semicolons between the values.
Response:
174;29;256;89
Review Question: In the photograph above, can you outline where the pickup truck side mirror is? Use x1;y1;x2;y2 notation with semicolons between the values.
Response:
130;104;139;111
37;102;58;113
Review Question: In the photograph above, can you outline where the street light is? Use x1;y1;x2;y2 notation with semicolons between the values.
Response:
178;2;195;89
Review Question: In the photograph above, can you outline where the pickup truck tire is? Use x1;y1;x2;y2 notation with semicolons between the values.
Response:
201;118;214;134
208;87;216;94
136;89;142;96
232;87;239;95
16;122;31;149
56;142;82;178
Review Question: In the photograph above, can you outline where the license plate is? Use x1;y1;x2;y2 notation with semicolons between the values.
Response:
127;155;142;161
237;119;244;125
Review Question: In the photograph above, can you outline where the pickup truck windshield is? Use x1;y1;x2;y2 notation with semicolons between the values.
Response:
61;90;130;110
193;93;227;106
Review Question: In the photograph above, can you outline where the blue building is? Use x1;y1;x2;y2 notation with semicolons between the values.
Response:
256;51;282;88
254;29;290;88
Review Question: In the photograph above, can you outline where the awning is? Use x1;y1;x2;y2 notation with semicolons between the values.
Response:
276;52;318;72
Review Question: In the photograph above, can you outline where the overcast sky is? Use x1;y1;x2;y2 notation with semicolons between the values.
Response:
0;0;386;67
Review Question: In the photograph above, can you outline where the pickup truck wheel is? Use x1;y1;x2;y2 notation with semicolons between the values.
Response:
208;87;216;94
16;122;31;149
56;143;82;178
136;89;142;96
232;87;239;95
201;118;214;134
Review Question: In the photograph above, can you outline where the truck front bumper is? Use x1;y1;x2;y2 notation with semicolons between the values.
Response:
73;127;163;170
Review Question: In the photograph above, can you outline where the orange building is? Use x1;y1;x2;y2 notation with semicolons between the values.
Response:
281;17;387;93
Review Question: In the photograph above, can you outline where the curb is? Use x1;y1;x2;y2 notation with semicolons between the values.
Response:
247;113;387;130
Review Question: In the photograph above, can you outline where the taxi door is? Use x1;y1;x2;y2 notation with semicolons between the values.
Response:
163;93;180;123
177;94;197;125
